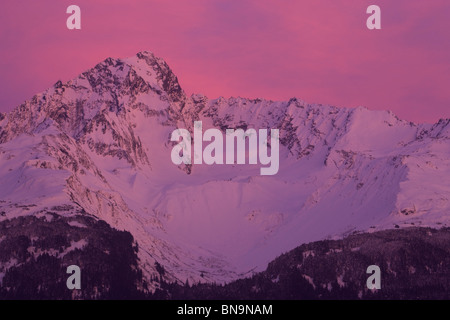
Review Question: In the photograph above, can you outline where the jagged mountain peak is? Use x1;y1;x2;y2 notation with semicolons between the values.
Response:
124;50;186;103
75;50;186;105
0;51;449;292
0;51;189;143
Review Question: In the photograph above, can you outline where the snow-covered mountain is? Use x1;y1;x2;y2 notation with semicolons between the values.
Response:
0;51;449;290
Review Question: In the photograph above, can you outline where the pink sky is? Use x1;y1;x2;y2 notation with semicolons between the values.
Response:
0;0;449;123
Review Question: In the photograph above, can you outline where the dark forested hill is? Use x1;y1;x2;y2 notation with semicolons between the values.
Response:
1;213;448;299
155;227;450;300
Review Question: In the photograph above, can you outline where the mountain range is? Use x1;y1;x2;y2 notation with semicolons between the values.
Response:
0;51;449;298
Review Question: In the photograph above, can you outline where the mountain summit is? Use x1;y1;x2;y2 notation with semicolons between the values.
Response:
0;51;449;292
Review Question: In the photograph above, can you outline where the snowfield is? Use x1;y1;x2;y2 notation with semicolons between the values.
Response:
0;51;449;288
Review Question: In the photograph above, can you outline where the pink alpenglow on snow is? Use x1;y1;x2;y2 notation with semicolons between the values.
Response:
170;121;280;175
0;50;449;291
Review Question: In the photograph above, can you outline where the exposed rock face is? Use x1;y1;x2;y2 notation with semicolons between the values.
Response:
0;51;449;298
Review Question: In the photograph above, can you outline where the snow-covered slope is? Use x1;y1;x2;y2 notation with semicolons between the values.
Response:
0;51;449;287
